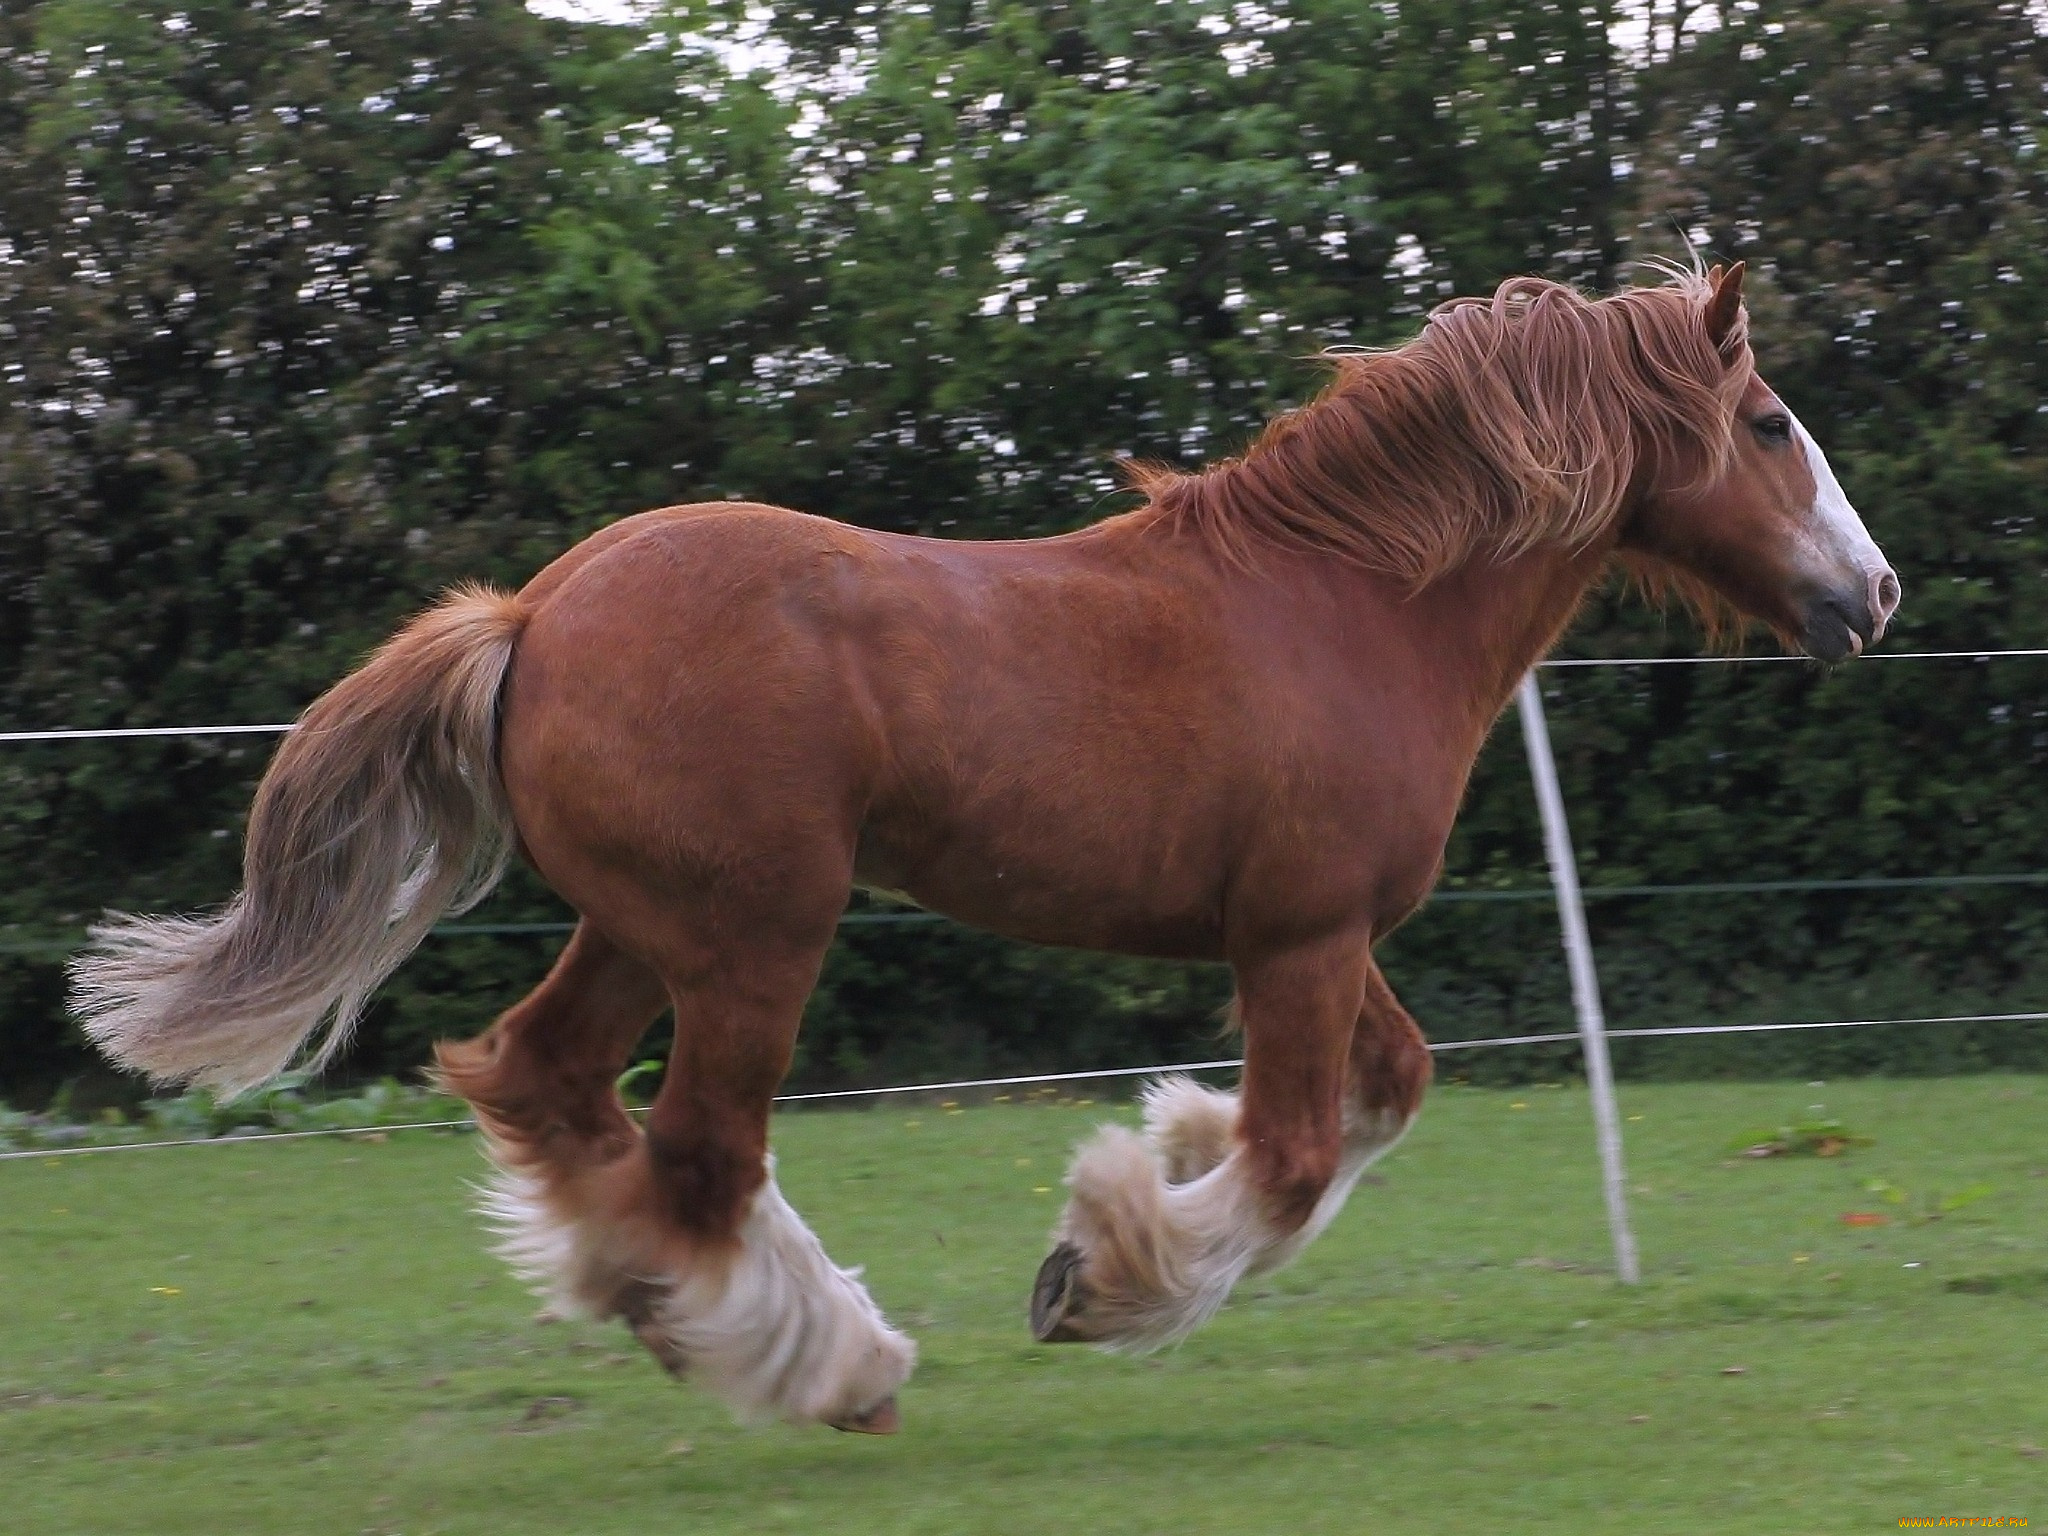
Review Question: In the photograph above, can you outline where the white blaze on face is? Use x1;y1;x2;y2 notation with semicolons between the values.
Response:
1788;409;1900;649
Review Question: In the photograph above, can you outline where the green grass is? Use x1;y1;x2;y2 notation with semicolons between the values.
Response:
4;1076;2045;1535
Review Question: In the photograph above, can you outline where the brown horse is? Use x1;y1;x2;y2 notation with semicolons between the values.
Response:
71;262;1898;1435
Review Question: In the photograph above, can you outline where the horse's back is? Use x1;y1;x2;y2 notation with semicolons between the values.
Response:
509;501;1228;768
493;501;1259;952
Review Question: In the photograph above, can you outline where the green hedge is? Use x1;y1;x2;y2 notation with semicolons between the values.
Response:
2;0;2043;1104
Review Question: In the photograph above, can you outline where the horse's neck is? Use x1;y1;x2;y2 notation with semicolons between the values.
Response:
1139;511;1618;747
1375;538;1617;742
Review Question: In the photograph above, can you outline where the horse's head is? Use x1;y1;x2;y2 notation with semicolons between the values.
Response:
1622;262;1901;661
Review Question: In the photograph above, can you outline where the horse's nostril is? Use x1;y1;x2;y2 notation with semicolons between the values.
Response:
1868;568;1902;632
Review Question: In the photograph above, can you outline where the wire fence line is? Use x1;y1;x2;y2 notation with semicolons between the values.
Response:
3;870;2044;959
5;645;2045;746
4;642;2039;948
445;870;2048;918
3;647;2042;1171
1538;647;2048;668
0;722;294;743
3;1009;2040;1164
0;909;958;957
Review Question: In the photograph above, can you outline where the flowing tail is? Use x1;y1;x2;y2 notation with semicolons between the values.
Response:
69;585;529;1094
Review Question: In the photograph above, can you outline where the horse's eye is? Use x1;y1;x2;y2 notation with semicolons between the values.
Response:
1754;413;1792;444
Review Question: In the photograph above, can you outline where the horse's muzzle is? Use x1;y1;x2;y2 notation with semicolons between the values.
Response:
1799;567;1900;662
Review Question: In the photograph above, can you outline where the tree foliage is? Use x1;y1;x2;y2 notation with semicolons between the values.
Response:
2;0;2043;1102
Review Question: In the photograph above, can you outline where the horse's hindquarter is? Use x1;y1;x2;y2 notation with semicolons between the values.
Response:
500;505;899;950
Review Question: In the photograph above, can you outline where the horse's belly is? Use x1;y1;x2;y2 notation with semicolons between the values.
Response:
852;818;1230;961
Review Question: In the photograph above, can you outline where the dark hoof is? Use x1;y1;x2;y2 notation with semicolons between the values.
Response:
629;1319;689;1379
616;1280;688;1379
1030;1242;1089;1342
830;1395;900;1435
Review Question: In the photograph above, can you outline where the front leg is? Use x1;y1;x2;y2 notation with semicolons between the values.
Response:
1030;934;1391;1349
1132;964;1434;1264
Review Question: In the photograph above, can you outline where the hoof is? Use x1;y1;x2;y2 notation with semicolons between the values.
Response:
617;1280;688;1379
629;1318;689;1379
1030;1242;1090;1343
830;1395;900;1435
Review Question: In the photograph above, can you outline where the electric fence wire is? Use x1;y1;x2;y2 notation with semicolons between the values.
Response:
4;1009;2041;1163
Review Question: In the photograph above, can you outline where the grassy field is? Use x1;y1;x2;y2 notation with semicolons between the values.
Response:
3;1075;2044;1535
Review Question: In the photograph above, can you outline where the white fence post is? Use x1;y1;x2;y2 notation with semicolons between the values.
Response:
1515;672;1641;1284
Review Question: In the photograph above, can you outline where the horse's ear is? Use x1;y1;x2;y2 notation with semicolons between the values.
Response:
1704;260;1746;355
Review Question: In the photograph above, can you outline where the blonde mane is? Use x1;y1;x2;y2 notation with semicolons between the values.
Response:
1129;269;1751;585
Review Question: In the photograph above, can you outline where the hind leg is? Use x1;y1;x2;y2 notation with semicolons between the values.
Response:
1033;950;1431;1347
444;913;912;1427
617;946;915;1430
433;922;670;1318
